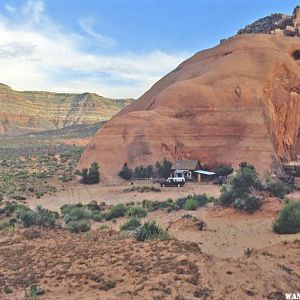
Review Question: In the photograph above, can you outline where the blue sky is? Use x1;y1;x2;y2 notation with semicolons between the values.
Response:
0;0;299;98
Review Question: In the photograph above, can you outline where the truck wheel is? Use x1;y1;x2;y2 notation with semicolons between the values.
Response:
177;183;181;187
162;184;166;187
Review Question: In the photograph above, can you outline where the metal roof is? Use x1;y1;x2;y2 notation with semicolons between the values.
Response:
194;170;216;175
171;160;200;170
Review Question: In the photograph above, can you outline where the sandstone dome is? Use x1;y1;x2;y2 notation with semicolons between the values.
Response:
78;34;300;181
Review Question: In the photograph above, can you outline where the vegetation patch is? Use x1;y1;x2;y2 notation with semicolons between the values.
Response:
219;162;262;213
118;159;172;180
120;217;141;231
126;206;147;218
123;186;161;193
134;220;169;241
273;200;300;234
75;162;100;184
105;204;127;220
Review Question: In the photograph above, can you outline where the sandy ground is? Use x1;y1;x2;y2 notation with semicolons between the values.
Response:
25;182;300;260
26;182;221;212
1;182;300;299
0;228;299;300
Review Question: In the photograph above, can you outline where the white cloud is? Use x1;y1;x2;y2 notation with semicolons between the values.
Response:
22;0;44;23
0;0;190;98
79;17;117;48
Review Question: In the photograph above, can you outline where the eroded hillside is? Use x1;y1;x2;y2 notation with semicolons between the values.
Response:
0;84;133;135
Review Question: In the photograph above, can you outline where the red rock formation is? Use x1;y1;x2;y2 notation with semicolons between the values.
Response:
78;34;300;181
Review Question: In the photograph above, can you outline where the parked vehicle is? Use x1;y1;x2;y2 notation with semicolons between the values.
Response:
160;177;185;187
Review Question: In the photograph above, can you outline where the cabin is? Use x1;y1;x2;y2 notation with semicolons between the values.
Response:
171;160;201;181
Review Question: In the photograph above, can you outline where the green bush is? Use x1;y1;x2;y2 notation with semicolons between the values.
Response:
119;164;133;180
142;199;175;212
120;217;141;231
86;200;101;211
135;220;169;241
219;162;263;213
105;204;127;220
18;209;37;227
18;205;57;228
214;164;233;177
34;206;57;227
273;201;300;234
176;194;208;210
75;162;100;184
183;198;200;210
63;207;92;224
230;162;262;198
193;194;209;206
68;219;91;233
266;180;293;199
232;195;262;214
133;165;154;179
91;210;103;222
155;159;172;179
0;221;15;231
126;206;147;218
219;189;234;207
123;186;161;193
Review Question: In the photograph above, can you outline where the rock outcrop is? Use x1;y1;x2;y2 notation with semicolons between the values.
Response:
0;84;133;135
237;6;300;38
78;34;300;181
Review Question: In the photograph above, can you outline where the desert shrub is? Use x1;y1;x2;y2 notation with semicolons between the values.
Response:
63;207;92;224
273;200;300;234
155;159;172;179
120;217;141;231
91;210;103;222
0;202;17;217
86;200;101;211
68;219;91;233
119;164;133;180
105;204;127;220
219;189;235;207
176;194;208;210
0;194;3;203
133;165;154;179
193;194;209;206
0;221;15;231
214;163;234;177
126;206;147;218
18;209;37;227
232;195;262;214
219;162;262;213
134;220;169;241
75;162;100;184
266;180;293;199
142;199;175;212
230;162;262;198
183;198;200;210
34;206;57;227
18;206;57;228
175;197;187;209
123;186;161;193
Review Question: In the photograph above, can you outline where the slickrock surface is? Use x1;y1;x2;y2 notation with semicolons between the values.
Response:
79;34;300;180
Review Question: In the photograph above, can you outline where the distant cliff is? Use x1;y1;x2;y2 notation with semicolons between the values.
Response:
0;83;134;135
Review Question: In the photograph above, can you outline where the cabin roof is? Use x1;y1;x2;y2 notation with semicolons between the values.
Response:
171;160;200;171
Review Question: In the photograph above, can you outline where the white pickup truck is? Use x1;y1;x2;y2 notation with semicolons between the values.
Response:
160;176;185;187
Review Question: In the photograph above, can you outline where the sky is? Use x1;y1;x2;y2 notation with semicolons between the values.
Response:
0;0;299;98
